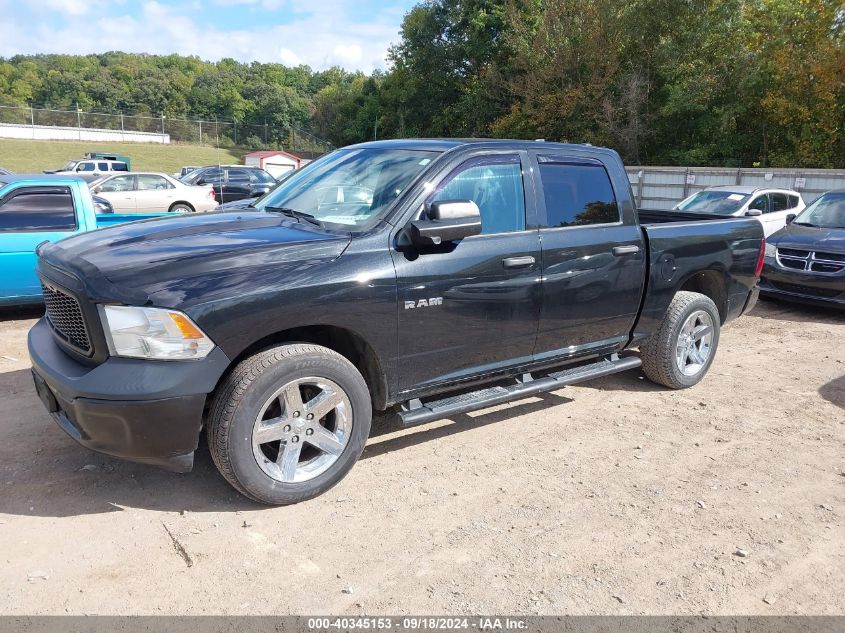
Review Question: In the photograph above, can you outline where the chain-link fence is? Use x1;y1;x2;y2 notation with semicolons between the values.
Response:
0;105;334;159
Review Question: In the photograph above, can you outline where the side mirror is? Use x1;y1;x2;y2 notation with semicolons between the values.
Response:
786;213;796;224
745;209;762;217
92;186;101;193
409;200;482;246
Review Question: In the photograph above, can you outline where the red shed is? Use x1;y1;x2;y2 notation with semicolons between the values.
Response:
244;150;302;179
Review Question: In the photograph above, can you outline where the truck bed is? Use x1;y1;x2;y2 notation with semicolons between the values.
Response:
631;208;764;344
637;208;734;225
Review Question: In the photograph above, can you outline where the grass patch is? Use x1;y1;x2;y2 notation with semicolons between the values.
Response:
0;139;248;174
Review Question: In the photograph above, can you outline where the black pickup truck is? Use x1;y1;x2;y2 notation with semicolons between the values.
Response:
29;140;765;505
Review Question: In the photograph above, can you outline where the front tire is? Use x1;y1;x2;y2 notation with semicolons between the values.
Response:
207;344;372;505
640;291;721;389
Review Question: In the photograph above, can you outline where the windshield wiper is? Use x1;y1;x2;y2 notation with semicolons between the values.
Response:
792;221;818;227
265;206;323;228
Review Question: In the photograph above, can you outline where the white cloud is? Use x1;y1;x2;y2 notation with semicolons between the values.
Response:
332;44;363;66
278;47;302;66
42;0;90;15
0;0;411;72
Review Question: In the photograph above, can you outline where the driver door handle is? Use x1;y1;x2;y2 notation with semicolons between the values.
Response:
612;245;640;256
502;256;536;269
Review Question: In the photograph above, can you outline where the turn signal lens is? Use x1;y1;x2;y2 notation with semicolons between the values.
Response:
168;311;205;339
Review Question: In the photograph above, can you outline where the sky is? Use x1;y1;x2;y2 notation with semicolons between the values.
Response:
0;0;419;72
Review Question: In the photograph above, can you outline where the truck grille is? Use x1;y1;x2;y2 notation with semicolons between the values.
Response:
41;283;92;355
776;248;845;274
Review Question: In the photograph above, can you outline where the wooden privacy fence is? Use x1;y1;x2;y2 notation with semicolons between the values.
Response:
626;166;845;209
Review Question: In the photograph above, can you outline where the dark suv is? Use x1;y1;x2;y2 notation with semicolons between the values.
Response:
180;165;276;204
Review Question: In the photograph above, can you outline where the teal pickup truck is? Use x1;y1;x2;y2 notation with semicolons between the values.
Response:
0;176;172;305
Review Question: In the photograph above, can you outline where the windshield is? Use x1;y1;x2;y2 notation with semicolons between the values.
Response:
792;192;845;229
254;148;438;229
62;160;79;171
180;169;207;185
675;190;750;215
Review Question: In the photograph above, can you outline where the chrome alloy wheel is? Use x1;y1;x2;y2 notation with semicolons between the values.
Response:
252;377;352;483
674;310;715;377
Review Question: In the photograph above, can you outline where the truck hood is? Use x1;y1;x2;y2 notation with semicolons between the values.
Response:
38;211;351;307
769;222;845;253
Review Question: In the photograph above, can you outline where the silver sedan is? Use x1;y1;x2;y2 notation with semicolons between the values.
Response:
89;172;219;214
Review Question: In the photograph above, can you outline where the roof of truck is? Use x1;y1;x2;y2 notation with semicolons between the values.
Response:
0;174;87;184
347;138;616;154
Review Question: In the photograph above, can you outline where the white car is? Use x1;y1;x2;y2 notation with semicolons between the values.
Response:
46;159;129;181
674;186;805;237
89;172;218;214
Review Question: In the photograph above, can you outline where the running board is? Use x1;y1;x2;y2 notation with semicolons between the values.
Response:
398;354;642;427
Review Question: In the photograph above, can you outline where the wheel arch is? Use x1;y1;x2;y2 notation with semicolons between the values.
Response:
677;269;729;323
169;201;195;212
212;324;389;412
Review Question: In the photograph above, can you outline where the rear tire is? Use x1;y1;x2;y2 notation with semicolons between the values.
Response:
640;291;721;389
169;202;194;213
207;344;372;505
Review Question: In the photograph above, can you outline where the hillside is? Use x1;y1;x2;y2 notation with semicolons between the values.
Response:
0;139;247;174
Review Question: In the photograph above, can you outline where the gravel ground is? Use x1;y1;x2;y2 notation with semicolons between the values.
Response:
0;298;842;615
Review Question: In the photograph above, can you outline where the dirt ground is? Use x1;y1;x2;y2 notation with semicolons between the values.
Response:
0;298;842;616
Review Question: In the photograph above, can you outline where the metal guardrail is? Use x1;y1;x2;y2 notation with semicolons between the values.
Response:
626;166;845;209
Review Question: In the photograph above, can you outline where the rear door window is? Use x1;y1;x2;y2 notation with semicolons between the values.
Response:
227;169;251;183
0;187;77;232
97;162;110;171
535;159;619;227
137;175;171;190
769;192;790;213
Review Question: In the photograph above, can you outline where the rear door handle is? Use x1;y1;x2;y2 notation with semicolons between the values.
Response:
612;245;641;256
502;256;536;269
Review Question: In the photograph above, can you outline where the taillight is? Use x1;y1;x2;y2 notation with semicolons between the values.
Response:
754;238;766;277
208;188;216;198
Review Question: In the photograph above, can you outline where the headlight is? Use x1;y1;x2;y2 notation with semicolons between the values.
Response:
765;242;776;258
98;305;215;360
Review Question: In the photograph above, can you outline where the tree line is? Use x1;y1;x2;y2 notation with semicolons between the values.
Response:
1;0;842;167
